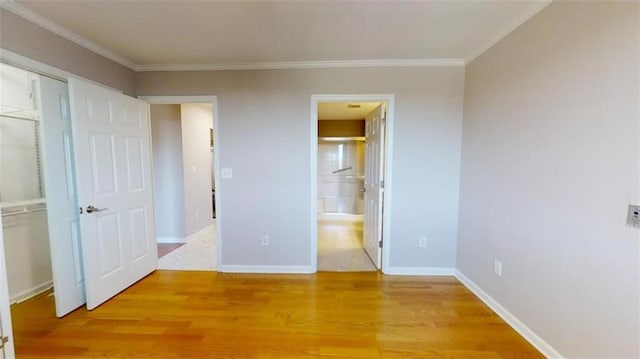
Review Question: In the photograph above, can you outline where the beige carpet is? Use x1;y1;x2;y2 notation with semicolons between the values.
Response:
317;216;377;272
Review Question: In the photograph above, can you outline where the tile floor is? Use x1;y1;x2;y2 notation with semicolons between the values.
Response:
317;215;377;272
156;217;375;272
157;223;217;271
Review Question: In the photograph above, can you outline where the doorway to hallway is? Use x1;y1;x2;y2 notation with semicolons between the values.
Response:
143;96;220;271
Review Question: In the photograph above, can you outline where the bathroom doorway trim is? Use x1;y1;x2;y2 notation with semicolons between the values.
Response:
309;94;395;273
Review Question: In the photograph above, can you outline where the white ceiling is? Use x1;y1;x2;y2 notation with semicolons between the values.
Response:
6;0;551;71
318;102;381;120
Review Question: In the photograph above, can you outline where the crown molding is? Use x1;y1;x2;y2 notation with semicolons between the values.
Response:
464;0;552;64
0;0;137;70
134;59;465;72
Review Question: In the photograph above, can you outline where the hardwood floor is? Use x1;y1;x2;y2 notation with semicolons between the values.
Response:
11;271;542;358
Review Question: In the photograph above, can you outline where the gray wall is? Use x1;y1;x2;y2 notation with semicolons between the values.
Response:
150;104;185;239
137;67;464;269
180;104;214;236
458;2;639;357
0;8;136;95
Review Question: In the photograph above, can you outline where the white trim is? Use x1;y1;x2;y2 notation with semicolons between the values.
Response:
464;0;552;64
384;267;455;276
0;49;123;94
9;281;53;305
310;94;395;274
156;237;187;244
140;96;222;271
218;265;313;274
136;59;464;72
454;270;564;359
0;1;136;70
0;213;15;358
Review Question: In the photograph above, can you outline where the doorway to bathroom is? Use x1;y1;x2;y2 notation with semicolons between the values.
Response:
311;95;394;272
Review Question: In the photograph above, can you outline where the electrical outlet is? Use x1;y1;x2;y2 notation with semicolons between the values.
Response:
261;233;269;246
627;205;640;227
222;168;233;179
494;259;503;277
195;211;200;220
418;236;428;248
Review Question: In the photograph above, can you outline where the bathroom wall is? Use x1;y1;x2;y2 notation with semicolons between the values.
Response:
318;139;364;214
318;120;364;137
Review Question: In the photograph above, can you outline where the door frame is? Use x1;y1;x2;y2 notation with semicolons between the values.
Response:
310;94;395;273
0;214;15;358
138;96;222;270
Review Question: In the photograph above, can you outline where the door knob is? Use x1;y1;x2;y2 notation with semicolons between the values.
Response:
86;205;108;213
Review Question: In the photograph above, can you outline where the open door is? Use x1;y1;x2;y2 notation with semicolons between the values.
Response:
40;76;86;317
69;78;157;310
363;104;385;269
0;215;15;359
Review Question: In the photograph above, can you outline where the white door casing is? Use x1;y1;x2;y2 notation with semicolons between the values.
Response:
68;78;157;310
0;214;15;358
39;76;86;317
363;104;385;269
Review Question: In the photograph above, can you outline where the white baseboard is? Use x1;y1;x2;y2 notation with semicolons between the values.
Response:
219;265;313;274
157;236;187;243
157;223;215;244
10;280;53;304
383;266;455;276
454;270;564;359
185;223;214;240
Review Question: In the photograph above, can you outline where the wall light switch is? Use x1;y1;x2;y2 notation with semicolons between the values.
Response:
627;205;640;228
222;168;233;179
494;259;503;277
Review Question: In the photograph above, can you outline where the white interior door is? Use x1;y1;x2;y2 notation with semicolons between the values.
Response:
39;76;86;317
0;215;15;359
363;104;385;269
68;78;157;310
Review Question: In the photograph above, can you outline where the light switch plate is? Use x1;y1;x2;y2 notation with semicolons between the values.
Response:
221;168;232;179
627;205;640;227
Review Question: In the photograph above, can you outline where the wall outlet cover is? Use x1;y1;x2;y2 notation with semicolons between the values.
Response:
418;236;428;248
627;205;640;228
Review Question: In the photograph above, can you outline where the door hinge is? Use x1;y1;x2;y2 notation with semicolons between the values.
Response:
0;336;8;349
378;240;383;248
380;180;384;188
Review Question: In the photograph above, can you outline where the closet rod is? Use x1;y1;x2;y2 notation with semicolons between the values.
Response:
0;114;39;122
1;206;47;218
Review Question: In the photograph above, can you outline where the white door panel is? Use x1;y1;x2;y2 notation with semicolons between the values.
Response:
39;76;86;317
363;104;385;269
69;79;157;310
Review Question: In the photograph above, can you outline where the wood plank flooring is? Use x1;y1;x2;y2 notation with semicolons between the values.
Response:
11;271;542;358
